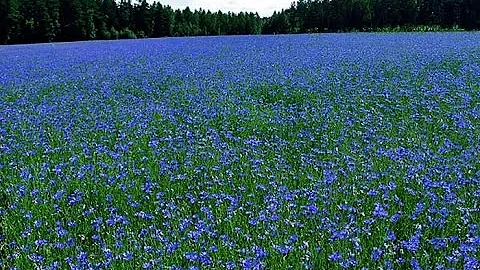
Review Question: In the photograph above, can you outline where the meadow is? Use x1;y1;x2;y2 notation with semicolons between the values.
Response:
0;33;480;269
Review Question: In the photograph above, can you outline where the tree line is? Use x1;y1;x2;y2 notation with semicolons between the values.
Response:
1;0;479;44
0;0;263;44
264;0;480;34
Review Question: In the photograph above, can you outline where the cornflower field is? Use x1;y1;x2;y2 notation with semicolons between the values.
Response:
1;33;480;270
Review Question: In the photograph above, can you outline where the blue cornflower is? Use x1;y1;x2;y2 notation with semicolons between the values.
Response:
91;234;100;241
56;225;68;238
390;212;401;223
342;256;357;268
53;189;66;201
29;253;45;263
459;242;476;254
54;242;66;249
91;217;103;231
288;234;299;244
464;256;479;270
115;241;123;248
138;228;148;238
386;229;396;241
106;218;115;227
67;220;77;228
371;247;383;261
116;227;125;238
249;218;258;226
166;242;179;253
411;259;422;270
324;169;337;184
122;251;133;261
329;251;342;262
373;203;388;219
430;238;447;250
273;244;292;255
185;252;198;261
403;233;421;253
242;257;262;269
103;248;114;260
409;202;425;220
24;211;33;219
253;245;268;259
305;204;318;215
188;230;202;241
47;261;61;270
142;261;153;269
449;236;459;243
68;190;83;205
30;189;39;197
34;239;48;247
199;253;212;265
226;261;236;270
384;260;394;270
77;252;88;265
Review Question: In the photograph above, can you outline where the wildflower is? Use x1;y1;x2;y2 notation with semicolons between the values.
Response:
329;251;342;262
371;247;383;261
411;259;422;270
403;233;421;253
373;203;388;219
430;238;447;250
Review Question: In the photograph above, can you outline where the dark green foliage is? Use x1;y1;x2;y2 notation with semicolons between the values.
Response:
119;27;136;39
151;3;171;37
0;0;478;44
134;0;151;36
0;0;263;44
265;0;479;34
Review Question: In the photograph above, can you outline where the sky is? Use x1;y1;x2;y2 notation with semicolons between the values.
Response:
155;0;293;17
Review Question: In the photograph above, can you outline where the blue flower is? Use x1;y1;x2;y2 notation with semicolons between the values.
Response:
386;229;396;242
29;253;44;263
166;242;180;254
67;190;83;205
324;169;337;185
3;33;480;270
329;251;342;262
273;244;292;256
390;212;401;223
242;257;262;270
53;189;66;201
34;239;48;247
226;261;236;270
403;233;422;253
142;261;153;269
199;253;212;265
371;247;383;261
305;204;318;215
373;203;388;219
185;252;198;261
430;238;447;250
464;256;479;270
253;245;268;260
410;258;422;270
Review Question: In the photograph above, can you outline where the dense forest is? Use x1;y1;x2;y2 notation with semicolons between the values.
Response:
264;0;480;34
0;0;479;44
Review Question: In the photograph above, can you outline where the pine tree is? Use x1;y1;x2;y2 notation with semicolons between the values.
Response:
152;3;170;37
134;0;150;37
0;0;22;43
